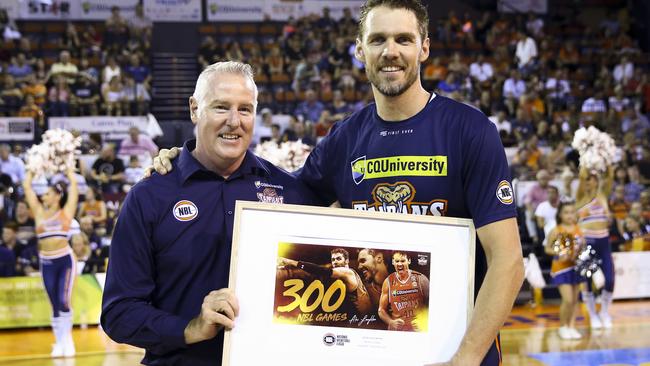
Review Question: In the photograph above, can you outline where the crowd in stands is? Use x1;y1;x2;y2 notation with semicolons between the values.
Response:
196;6;650;252
0;3;650;277
0;4;152;135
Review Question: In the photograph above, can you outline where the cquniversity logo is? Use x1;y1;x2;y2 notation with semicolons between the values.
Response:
173;200;198;222
351;156;367;185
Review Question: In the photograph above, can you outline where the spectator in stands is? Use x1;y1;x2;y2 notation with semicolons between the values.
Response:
329;89;353;121
253;108;273;145
1;221;22;273
224;41;244;63
1;75;24;115
124;155;145;189
33;58;48;82
265;45;284;76
119;127;158;157
17;95;44;130
293;51;321;93
7;53;33;85
469;53;493;84
514;30;538;74
581;88;607;123
620;216;649;251
78;186;108;232
124;55;151;114
91;144;126;194
103;76;125;116
328;37;351;76
102;56;122;93
0;143;25;185
71;73;100;116
640;190;650;219
625;165;645;202
629;201;650;230
60;22;81;57
558;41;580;70
503;70;526;100
525;169;552;242
610;184;630;225
422;56;447;89
79;216;101;251
48;76;71;117
13;200;35;242
447;52;468;76
0;241;14;277
128;3;153;39
488;109;513;144
295;89;325;124
282;116;315;146
121;75;149;115
613;56;634;85
198;36;222;70
78;57;100;83
512;108;534;141
545;69;571;111
105;6;129;52
50;50;78;85
21;74;47;107
316;7;336;32
535;185;560;241
71;232;91;275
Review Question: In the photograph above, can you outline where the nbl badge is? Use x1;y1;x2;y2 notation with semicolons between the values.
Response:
496;180;514;205
173;200;198;222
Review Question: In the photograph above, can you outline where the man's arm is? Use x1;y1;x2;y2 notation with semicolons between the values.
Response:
101;191;191;354
428;218;523;366
378;278;402;330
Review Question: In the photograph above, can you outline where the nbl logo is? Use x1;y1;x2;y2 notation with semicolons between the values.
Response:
173;200;198;222
323;333;336;346
496;180;514;205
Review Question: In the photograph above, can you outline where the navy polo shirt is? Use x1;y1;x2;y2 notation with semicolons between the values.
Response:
101;139;315;366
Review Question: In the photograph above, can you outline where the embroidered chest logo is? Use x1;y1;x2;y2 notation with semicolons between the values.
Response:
496;180;514;205
352;181;448;216
350;155;447;185
173;200;198;222
255;181;285;204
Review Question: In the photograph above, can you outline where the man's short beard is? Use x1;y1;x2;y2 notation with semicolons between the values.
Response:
369;64;420;97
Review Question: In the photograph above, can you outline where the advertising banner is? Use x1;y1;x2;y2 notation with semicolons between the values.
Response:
0;117;34;141
144;0;202;22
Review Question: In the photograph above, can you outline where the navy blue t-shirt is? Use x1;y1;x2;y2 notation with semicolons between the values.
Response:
298;94;516;365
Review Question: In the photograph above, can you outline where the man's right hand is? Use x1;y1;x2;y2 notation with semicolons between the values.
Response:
144;147;181;177
388;318;405;330
184;288;239;345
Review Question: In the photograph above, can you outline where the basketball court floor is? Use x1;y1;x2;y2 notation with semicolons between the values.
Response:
1;300;649;366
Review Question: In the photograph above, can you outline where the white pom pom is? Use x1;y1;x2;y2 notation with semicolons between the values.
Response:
24;129;80;178
571;126;617;173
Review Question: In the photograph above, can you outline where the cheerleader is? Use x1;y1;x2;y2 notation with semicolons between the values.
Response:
576;167;615;329
545;201;585;339
22;168;78;357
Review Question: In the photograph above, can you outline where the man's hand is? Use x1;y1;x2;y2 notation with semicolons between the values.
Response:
144;147;181;178
277;257;297;268
388;318;405;330
184;288;239;345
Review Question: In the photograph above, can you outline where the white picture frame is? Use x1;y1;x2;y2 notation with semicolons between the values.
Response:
223;201;476;366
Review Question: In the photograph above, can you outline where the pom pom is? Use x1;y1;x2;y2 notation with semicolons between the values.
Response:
571;126;618;173
25;129;82;178
254;141;312;172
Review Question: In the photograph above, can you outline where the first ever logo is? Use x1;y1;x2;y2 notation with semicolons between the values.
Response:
173;200;198;222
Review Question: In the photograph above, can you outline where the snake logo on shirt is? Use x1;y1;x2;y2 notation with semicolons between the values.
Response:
352;181;447;216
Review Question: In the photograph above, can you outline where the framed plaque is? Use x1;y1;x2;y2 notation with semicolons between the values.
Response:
223;201;475;366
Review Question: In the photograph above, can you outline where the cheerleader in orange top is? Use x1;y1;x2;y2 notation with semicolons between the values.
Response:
545;201;585;340
576;167;615;329
22;168;78;358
